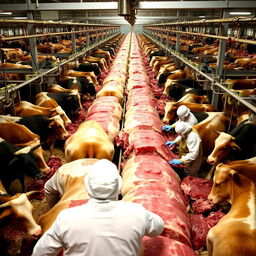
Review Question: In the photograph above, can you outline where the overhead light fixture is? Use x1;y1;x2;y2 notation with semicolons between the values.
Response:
0;12;12;15
13;17;28;20
229;12;251;15
199;16;206;18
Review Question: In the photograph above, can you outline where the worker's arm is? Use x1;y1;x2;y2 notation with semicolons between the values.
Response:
144;210;164;237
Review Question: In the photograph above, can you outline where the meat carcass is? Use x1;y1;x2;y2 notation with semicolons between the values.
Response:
87;100;123;120
126;96;157;110
123;129;177;161
122;181;192;247
121;155;181;196
124;111;163;133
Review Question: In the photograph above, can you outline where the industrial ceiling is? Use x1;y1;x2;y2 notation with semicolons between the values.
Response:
0;0;256;25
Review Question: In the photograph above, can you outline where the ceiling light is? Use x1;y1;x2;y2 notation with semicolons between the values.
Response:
229;12;251;15
0;12;12;15
13;17;28;20
199;16;206;18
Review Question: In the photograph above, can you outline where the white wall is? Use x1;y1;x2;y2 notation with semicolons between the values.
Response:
134;25;143;34
120;25;144;34
120;25;131;34
40;11;59;20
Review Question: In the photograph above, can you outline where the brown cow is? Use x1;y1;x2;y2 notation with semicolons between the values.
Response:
193;112;230;157
0;190;42;236
15;101;71;126
207;161;256;256
63;70;98;86
0;122;49;171
39;159;97;232
64;120;114;162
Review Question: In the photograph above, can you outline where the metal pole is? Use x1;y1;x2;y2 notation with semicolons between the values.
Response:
26;5;39;73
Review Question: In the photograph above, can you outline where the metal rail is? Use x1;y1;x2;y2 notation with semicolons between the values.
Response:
144;33;256;115
0;33;120;101
147;17;256;26
0;19;118;27
0;28;118;42
144;27;256;46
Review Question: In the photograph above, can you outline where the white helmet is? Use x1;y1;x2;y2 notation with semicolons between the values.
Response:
177;105;190;119
175;121;192;137
84;159;123;200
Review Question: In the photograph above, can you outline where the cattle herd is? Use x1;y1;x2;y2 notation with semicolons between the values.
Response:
0;31;255;256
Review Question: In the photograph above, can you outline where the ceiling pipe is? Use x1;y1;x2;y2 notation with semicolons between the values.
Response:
118;0;131;16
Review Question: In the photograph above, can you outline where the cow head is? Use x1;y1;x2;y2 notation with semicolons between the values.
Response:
0;191;42;236
52;106;71;125
163;102;177;124
208;164;238;205
207;132;241;165
78;77;96;96
49;115;69;140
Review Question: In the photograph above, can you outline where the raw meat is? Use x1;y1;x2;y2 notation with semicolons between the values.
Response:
124;112;163;133
181;176;213;201
123;129;177;161
122;181;192;247
121;155;181;196
126;96;157;110
87;101;123;120
191;199;214;214
189;210;225;251
143;236;197;256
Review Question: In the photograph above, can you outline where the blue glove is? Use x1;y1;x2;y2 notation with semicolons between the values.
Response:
162;125;173;132
169;159;182;165
166;141;176;147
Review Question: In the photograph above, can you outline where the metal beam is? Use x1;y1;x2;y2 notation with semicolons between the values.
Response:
0;2;117;11
1;1;256;11
135;1;256;10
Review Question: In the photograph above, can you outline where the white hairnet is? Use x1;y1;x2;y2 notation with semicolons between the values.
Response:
84;159;122;200
177;105;190;119
175;121;192;137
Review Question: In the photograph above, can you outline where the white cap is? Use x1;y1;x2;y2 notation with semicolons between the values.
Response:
84;159;122;200
175;121;192;137
177;105;190;118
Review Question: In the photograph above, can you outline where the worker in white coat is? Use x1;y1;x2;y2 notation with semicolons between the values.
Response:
32;159;164;256
162;105;198;148
167;121;203;176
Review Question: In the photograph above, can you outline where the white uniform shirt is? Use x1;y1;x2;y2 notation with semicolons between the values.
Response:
180;130;201;163
32;199;164;256
173;112;198;143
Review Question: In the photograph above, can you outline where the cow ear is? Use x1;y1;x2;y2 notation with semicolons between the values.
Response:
49;120;55;128
230;169;240;184
230;142;241;151
0;208;12;219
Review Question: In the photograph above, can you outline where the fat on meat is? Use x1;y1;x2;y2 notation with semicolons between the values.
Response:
122;181;192;247
121;155;181;196
123;129;177;161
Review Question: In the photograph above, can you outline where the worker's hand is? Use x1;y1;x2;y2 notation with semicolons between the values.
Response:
162;125;173;132
169;159;183;165
166;141;176;147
